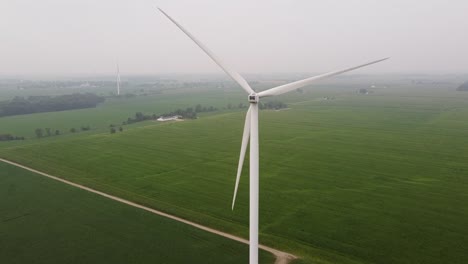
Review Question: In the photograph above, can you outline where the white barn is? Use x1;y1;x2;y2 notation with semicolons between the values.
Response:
157;115;181;122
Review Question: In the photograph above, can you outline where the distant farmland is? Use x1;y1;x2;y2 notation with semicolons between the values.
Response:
1;78;468;263
0;162;275;264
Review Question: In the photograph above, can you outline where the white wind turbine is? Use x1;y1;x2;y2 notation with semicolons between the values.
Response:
116;62;121;96
158;8;388;264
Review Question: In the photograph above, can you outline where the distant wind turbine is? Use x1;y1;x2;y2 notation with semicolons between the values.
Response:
116;62;121;96
158;8;388;264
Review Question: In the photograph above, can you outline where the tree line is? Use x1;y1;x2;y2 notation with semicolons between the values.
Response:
0;93;105;117
258;101;288;110
227;101;287;110
109;125;123;134
0;134;25;141
120;104;219;126
34;125;91;138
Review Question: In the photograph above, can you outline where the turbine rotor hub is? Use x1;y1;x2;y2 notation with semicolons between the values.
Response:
248;93;259;104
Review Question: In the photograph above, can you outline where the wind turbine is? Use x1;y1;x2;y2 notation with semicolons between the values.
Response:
116;62;121;96
158;8;388;264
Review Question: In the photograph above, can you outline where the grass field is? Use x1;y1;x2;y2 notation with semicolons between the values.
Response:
1;77;468;263
0;162;275;264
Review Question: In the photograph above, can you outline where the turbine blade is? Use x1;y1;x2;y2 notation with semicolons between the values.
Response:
117;63;121;82
157;8;254;95
232;106;251;210
258;58;389;97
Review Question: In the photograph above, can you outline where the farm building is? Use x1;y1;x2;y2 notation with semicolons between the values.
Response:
157;115;181;122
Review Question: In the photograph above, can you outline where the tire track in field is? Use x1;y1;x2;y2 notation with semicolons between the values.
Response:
0;158;297;264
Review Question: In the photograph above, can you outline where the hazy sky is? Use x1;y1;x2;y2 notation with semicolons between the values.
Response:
1;0;467;76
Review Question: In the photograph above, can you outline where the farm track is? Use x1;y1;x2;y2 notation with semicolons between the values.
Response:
0;158;297;264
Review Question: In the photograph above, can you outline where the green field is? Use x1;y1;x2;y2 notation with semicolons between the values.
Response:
1;76;468;263
0;86;246;138
0;162;275;263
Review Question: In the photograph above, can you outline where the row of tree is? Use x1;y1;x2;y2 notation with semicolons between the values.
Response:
120;104;219;126
0;93;105;117
226;101;286;110
34;125;91;138
110;126;123;134
162;104;219;118
258;101;288;110
71;126;91;133
123;112;155;125
226;103;247;109
194;104;219;113
0;134;25;141
35;128;60;138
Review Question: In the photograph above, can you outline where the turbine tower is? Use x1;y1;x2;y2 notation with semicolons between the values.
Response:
116;62;121;96
158;8;388;264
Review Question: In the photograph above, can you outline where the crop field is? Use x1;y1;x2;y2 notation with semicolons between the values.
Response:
0;85;246;138
0;162;274;264
1;77;468;263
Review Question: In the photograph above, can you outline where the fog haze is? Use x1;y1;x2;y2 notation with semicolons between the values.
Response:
1;0;467;76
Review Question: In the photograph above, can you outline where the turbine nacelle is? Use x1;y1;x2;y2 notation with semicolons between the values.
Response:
248;94;259;103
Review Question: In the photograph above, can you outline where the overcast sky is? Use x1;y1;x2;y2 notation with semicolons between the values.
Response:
1;0;467;76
